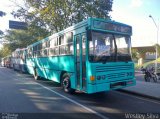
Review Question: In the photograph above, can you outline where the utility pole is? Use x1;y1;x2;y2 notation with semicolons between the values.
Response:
149;15;159;73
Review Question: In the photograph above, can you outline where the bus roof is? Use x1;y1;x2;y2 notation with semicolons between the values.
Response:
27;17;132;48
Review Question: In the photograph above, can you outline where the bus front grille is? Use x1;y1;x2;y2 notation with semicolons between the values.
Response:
107;72;128;80
96;65;132;72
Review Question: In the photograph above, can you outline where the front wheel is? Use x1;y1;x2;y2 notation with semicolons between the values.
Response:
152;74;158;83
61;73;75;94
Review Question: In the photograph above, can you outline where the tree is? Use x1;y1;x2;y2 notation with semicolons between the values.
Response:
4;27;48;49
0;30;3;36
154;44;160;57
2;0;113;57
0;44;12;58
12;0;113;32
0;11;6;17
131;48;138;60
0;26;49;58
0;11;6;37
132;47;150;65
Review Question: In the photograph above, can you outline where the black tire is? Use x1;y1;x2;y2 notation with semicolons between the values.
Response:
144;75;150;82
19;65;23;74
61;73;75;93
152;74;158;83
13;64;16;71
34;68;40;80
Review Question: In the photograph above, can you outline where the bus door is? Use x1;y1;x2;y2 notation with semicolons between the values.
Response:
75;34;86;91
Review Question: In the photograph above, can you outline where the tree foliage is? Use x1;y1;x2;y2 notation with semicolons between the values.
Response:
1;0;113;57
0;11;6;17
12;0;113;32
0;44;12;58
0;30;3;36
131;48;138;60
0;11;6;37
0;27;49;57
5;27;49;49
154;44;160;57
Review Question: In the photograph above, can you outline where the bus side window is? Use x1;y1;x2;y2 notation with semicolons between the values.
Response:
65;32;73;43
55;46;59;55
27;49;29;58
82;34;86;56
50;38;56;48
49;48;55;56
65;43;73;55
43;41;49;57
28;48;32;58
42;49;48;56
49;37;59;56
65;32;73;55
42;42;45;49
76;35;80;56
89;40;94;55
60;45;65;55
47;41;50;47
59;35;65;55
33;45;37;57
59;35;64;45
31;48;34;58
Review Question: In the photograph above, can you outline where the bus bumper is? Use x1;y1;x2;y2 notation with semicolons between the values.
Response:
87;79;136;94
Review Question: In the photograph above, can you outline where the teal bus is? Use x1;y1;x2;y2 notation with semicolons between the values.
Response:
26;18;135;94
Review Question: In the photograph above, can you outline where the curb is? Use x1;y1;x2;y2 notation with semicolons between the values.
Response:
118;89;160;102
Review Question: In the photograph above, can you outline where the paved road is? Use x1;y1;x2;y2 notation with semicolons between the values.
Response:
0;67;160;119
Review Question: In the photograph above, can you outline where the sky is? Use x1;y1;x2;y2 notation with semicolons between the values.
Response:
110;0;160;47
0;0;160;48
0;0;16;32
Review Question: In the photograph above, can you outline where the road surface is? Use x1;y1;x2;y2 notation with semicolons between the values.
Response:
0;67;160;119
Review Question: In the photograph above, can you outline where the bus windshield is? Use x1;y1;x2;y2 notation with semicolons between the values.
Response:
89;31;132;63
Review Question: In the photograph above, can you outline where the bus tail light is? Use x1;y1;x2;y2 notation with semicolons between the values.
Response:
90;76;95;81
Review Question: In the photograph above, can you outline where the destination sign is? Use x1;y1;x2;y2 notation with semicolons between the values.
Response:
93;20;132;34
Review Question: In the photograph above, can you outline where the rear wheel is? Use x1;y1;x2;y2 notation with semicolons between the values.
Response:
61;73;75;93
34;68;40;80
13;64;16;71
19;65;23;74
144;75;150;82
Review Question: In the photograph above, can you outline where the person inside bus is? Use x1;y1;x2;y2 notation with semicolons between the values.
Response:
96;37;110;56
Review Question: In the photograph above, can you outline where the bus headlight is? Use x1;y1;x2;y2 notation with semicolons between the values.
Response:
97;76;101;80
127;72;133;76
102;75;106;80
97;75;106;80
